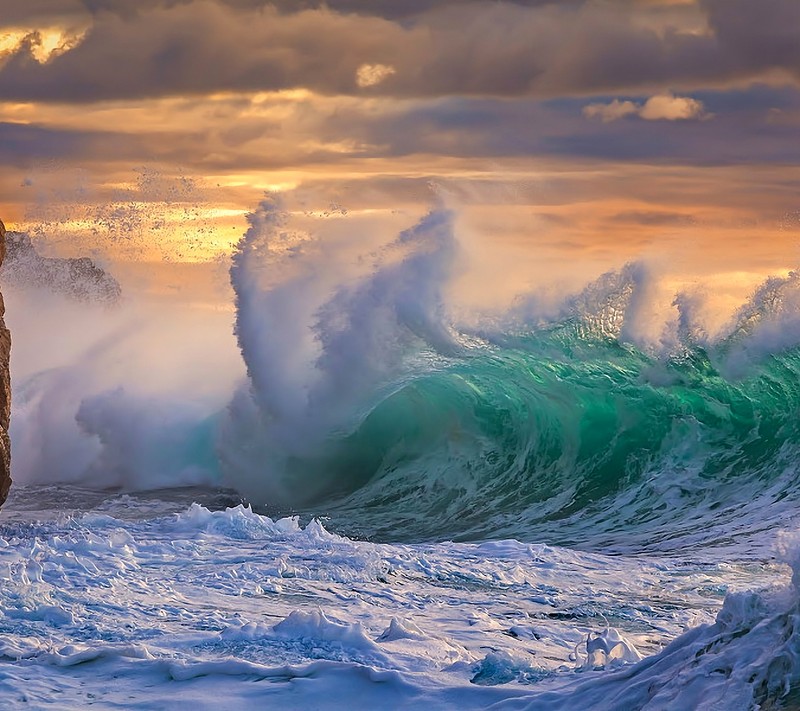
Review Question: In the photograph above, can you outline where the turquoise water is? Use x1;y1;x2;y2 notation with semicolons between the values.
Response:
271;318;800;550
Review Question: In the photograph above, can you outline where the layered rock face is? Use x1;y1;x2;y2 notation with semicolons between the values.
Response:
1;231;121;306
0;220;11;504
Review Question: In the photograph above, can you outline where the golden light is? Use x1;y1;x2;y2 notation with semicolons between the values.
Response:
0;26;87;64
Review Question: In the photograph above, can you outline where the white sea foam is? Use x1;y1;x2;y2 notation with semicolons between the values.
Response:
0;493;793;709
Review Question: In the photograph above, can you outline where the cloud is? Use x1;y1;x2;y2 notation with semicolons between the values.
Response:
0;27;88;64
0;3;410;101
2;84;798;177
609;210;697;227
0;0;799;103
583;99;639;122
584;93;708;122
640;93;707;120
0;121;146;166
0;0;580;25
356;63;396;88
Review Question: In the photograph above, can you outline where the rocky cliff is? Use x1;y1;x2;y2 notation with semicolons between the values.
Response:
0;220;11;505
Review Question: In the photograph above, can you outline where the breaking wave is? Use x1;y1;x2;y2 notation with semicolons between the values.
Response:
9;197;800;551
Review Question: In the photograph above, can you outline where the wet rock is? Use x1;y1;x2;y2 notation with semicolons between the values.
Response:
0;219;11;505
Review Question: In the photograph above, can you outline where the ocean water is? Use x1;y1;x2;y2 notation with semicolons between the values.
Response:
4;199;800;709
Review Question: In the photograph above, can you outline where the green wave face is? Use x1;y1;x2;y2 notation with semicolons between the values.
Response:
286;326;800;550
229;203;800;551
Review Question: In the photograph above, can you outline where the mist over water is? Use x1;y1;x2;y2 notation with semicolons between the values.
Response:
7;193;800;551
5;280;242;491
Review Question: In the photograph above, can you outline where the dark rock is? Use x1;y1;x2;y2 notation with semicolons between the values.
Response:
1;232;121;306
0;220;11;505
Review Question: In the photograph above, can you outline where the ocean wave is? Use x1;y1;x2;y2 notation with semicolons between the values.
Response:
10;197;800;551
221;197;800;549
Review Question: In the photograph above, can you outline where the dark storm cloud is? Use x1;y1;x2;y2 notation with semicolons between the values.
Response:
0;0;580;24
265;0;581;18
5;82;799;174
0;121;207;169
303;86;800;166
0;3;402;101
0;0;86;25
153;86;800;171
0;122;131;166
0;0;799;102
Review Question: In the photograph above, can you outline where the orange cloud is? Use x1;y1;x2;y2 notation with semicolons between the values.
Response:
584;93;708;122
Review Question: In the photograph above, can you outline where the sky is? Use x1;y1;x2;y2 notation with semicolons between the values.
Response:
1;0;799;301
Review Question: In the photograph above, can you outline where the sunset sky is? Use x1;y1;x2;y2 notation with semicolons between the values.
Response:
1;0;799;300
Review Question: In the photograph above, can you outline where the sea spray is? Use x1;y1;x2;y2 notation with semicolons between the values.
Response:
7;197;800;552
4;287;240;489
224;196;460;504
225;225;800;546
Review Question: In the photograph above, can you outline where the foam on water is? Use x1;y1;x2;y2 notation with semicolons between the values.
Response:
0;495;794;709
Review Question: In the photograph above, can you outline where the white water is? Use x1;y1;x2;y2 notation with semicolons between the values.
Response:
225;197;461;504
0;488;792;710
